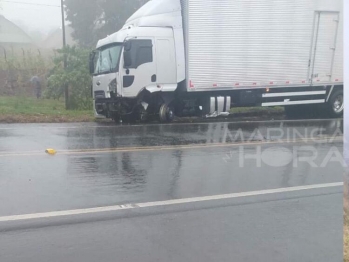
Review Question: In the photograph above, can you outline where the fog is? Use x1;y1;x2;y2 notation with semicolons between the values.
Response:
0;0;62;35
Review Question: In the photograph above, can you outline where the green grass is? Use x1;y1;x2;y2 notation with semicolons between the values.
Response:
0;96;94;123
345;183;349;262
345;215;349;262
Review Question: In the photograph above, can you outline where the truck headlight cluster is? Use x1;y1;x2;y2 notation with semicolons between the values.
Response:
108;79;117;92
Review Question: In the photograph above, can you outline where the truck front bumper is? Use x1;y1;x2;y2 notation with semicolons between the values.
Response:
94;98;120;118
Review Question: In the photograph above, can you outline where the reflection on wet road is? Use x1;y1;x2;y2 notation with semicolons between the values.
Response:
0;119;343;151
0;119;343;216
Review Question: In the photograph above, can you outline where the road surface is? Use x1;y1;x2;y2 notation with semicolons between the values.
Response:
0;119;344;262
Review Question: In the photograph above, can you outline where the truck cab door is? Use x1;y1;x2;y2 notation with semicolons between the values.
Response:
121;38;157;97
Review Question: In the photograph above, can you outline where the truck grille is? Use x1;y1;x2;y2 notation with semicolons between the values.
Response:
94;91;105;99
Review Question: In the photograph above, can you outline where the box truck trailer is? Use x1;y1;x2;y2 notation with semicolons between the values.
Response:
89;0;344;122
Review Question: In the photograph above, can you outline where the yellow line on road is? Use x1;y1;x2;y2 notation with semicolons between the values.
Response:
0;136;342;158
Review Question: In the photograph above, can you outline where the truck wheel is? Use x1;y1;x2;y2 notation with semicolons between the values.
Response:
159;104;174;123
327;90;344;118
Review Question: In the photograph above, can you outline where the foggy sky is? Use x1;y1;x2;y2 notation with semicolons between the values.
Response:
0;0;62;34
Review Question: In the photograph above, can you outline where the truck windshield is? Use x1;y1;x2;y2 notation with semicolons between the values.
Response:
94;44;122;75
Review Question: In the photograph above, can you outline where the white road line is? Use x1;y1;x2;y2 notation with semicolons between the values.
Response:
0;182;343;223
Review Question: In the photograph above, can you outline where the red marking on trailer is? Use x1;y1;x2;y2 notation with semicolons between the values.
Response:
189;80;194;88
269;82;274;85
302;80;306;84
286;81;290;84
235;83;240;86
213;84;217;87
252;83;257;86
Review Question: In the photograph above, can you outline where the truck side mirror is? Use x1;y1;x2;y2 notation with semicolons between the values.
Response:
124;40;132;51
89;52;95;74
124;51;132;68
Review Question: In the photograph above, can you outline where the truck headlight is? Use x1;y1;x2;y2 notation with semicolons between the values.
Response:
108;79;117;92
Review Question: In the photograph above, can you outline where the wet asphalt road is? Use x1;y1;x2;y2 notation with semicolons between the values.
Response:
0;119;344;262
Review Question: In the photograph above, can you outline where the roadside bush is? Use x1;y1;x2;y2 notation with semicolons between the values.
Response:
45;46;92;110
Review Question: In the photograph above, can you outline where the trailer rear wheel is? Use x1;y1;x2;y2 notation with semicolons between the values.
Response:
327;90;344;118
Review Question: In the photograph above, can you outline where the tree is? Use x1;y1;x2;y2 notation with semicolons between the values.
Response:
64;0;147;48
98;0;148;38
45;46;92;110
64;0;100;48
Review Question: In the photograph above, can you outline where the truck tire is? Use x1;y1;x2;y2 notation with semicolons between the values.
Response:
159;104;174;123
327;90;344;118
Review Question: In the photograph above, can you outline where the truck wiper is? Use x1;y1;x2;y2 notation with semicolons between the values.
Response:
98;52;102;74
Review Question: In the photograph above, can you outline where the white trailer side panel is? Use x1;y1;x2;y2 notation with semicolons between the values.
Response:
181;0;343;91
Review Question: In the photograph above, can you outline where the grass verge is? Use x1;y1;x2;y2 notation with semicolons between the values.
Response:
345;180;349;262
0;96;285;123
0;96;94;123
345;217;348;262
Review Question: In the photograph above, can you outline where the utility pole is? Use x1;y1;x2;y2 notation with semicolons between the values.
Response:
61;0;67;48
61;0;69;109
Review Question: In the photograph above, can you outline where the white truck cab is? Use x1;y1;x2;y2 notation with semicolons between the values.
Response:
90;0;185;121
